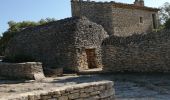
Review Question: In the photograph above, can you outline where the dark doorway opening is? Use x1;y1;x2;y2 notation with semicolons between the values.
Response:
85;49;97;69
140;17;143;23
152;14;157;29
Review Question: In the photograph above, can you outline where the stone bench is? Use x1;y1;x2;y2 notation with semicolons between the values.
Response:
0;62;45;80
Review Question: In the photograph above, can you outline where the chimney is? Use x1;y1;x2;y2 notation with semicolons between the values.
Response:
134;0;144;7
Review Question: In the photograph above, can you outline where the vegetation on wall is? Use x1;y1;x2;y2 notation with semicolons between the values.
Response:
165;18;170;29
0;18;57;55
158;2;170;29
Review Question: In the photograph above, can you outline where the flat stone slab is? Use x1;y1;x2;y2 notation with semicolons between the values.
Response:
1;74;170;99
0;80;114;100
78;68;103;75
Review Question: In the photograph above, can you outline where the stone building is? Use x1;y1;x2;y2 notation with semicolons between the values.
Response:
5;17;108;72
102;30;170;73
71;0;159;36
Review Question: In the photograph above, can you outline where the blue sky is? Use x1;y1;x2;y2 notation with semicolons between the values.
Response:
0;0;169;34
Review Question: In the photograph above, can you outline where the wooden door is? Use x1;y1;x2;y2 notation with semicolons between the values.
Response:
85;49;97;69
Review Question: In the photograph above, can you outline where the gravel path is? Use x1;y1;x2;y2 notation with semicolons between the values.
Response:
1;74;170;100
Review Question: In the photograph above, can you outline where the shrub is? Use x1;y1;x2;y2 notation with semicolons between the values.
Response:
165;19;170;29
2;54;36;63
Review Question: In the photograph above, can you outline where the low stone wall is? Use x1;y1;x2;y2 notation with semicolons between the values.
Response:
0;62;45;80
102;30;170;73
3;81;115;100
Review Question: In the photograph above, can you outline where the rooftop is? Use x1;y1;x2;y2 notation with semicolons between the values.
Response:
71;0;159;12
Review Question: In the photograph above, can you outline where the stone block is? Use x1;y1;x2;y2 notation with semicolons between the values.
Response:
58;96;68;100
68;93;79;99
0;62;45;80
80;93;89;98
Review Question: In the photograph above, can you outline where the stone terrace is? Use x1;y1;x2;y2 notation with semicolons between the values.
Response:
0;75;114;100
1;74;170;100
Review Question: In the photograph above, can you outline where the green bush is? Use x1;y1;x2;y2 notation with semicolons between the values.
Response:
2;54;36;63
165;19;170;29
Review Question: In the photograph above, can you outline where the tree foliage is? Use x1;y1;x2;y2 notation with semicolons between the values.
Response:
165;18;170;29
0;18;56;55
159;2;170;24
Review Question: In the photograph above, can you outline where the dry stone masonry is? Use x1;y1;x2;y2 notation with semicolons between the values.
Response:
2;81;115;100
71;0;159;36
0;62;45;80
102;30;170;73
4;0;168;75
5;17;108;72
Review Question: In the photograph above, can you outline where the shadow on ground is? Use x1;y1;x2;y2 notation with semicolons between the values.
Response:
1;73;170;100
53;73;170;100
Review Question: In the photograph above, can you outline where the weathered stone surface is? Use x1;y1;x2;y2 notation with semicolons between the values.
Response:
0;62;45;80
100;89;115;98
102;30;170;73
2;81;115;100
5;17;108;72
58;96;68;100
68;92;79;99
90;91;100;96
85;87;94;92
71;0;159;36
80;93;89;98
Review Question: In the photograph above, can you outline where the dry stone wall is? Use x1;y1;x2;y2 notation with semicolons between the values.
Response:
5;17;108;72
102;30;170;73
0;62;45;80
3;81;115;100
71;0;159;36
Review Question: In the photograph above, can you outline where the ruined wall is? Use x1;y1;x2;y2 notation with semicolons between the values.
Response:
3;81;115;100
0;62;45;80
102;30;170;73
71;0;159;36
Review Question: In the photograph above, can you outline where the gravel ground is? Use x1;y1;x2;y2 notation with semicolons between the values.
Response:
1;74;170;100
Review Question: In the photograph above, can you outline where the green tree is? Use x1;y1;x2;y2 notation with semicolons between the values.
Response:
159;2;170;24
45;17;56;22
